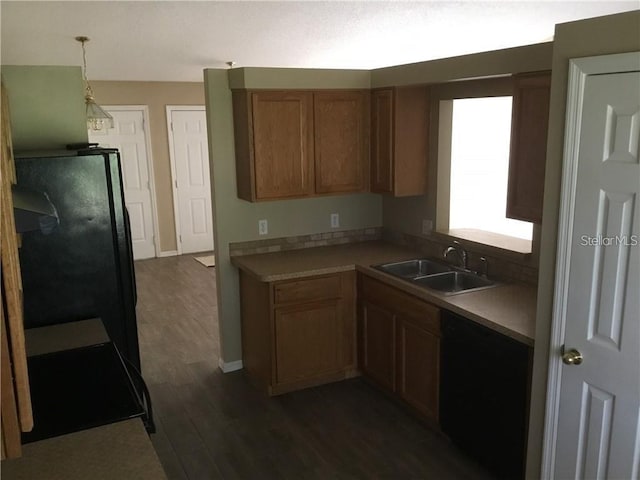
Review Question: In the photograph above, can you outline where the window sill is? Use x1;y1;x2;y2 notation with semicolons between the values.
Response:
434;228;533;259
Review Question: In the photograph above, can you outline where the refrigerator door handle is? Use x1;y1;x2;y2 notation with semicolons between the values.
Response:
124;207;137;306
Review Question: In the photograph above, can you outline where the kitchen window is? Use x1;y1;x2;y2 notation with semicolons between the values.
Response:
435;81;534;254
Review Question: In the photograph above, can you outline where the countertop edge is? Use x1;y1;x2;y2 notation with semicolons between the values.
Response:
358;266;535;346
232;242;536;345
233;261;356;282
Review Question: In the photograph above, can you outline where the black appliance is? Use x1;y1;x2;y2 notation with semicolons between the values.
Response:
22;342;146;444
440;311;530;480
15;149;140;371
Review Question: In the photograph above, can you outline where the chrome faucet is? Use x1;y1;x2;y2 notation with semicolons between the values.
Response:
443;241;468;270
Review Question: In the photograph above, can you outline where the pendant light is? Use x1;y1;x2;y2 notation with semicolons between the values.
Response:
76;36;113;131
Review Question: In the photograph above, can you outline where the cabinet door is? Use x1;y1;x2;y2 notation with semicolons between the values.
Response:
393;86;430;196
370;89;394;193
274;300;343;385
314;91;368;194
370;87;429;195
506;72;551;224
397;316;440;422
360;300;396;392
251;91;313;200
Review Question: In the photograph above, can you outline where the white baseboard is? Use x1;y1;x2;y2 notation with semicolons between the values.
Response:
157;250;178;258
218;358;243;373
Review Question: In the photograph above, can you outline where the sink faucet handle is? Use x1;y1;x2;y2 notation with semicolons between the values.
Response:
478;257;488;278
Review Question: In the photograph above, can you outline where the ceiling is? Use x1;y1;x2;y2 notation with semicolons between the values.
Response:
1;1;637;82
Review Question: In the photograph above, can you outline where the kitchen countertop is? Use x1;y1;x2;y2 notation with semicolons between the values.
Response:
24;318;110;356
2;319;167;480
231;240;537;345
231;241;420;282
1;419;167;480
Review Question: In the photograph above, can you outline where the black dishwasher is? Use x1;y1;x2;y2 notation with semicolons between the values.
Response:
440;311;530;480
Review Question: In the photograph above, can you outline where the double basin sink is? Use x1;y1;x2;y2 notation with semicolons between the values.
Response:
373;258;496;295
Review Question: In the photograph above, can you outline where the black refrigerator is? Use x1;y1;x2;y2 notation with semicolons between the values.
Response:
15;148;141;371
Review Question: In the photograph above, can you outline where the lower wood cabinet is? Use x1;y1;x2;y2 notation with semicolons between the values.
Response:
360;301;396;391
359;274;440;424
274;300;343;385
240;270;356;395
396;315;440;421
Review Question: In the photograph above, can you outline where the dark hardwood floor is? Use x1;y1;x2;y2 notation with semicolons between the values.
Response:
135;254;495;480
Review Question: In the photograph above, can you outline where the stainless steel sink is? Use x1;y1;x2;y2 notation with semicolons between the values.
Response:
373;258;496;295
374;259;452;278
413;271;495;295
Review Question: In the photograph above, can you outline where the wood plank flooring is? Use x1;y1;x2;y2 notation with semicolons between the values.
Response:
135;254;495;479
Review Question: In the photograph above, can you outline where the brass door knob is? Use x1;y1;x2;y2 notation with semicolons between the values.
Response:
561;347;583;365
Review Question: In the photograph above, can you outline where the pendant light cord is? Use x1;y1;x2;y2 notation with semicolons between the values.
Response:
77;37;95;99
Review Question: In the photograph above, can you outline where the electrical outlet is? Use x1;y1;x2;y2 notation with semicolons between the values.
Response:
330;213;340;228
422;219;433;235
258;219;268;235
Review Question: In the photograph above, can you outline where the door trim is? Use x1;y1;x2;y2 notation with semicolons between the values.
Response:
541;51;640;478
103;105;160;258
166;105;207;255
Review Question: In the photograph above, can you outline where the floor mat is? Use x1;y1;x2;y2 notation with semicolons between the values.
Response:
194;255;215;267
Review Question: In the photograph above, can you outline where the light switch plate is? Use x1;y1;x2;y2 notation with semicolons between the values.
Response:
330;213;340;228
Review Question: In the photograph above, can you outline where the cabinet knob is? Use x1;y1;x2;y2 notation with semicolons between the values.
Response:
561;346;583;365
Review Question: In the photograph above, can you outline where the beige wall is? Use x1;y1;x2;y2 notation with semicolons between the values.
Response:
91;81;205;253
205;68;382;365
1;65;87;150
527;11;640;480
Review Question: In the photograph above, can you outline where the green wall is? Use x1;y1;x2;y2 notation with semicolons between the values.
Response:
228;67;370;89
209;48;555;368
204;69;382;367
371;42;554;239
371;42;553;87
1;65;87;150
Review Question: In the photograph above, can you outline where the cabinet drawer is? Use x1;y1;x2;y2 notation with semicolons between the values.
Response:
274;274;342;305
401;308;440;336
360;275;440;335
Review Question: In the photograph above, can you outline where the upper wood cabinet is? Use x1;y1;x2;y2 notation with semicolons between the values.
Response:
506;72;551;224
314;91;368;194
371;86;430;196
232;89;369;202
233;90;314;201
370;89;393;193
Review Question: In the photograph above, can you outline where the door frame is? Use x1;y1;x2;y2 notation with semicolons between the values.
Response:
541;51;640;478
102;105;161;258
166;105;207;255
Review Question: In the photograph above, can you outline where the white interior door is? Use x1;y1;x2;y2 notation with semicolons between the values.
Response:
545;53;640;479
167;107;214;254
89;107;157;260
